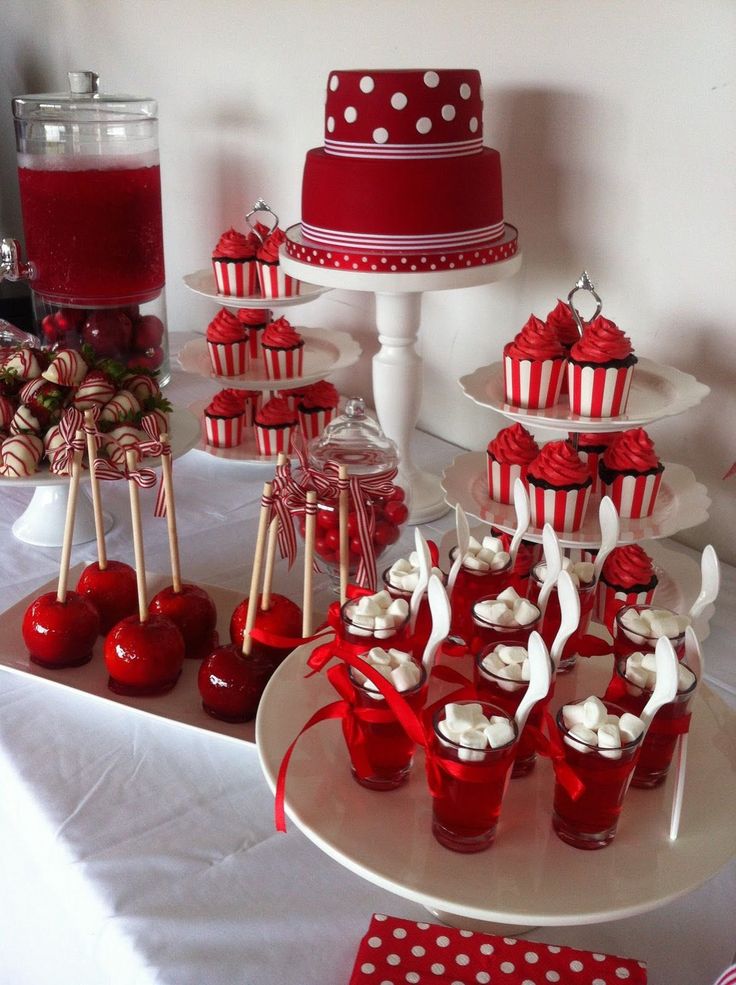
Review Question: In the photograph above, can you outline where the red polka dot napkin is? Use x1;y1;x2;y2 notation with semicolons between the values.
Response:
348;914;647;984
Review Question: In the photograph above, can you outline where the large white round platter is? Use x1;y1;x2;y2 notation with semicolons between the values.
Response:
256;643;736;928
441;452;710;549
182;269;332;309
460;357;710;433
176;326;361;390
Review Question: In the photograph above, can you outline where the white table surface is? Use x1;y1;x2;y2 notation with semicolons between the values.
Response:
1;351;734;985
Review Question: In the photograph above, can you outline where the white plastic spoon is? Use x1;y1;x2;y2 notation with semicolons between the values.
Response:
446;504;470;596
509;478;530;569
669;626;703;841
593;496;620;584
537;523;562;623
688;544;720;622
421;574;452;675
549;569;581;670
514;631;552;737
409;528;431;634
639;636;679;735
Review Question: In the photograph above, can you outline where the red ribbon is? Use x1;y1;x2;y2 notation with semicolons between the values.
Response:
138;414;169;518
603;675;692;737
50;408;85;474
536;710;587;801
93;457;158;488
305;588;376;674
272;457;298;569
575;634;613;659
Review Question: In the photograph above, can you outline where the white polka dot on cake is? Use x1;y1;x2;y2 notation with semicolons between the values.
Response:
441;104;456;121
460;83;471;99
546;972;561;982
360;75;375;93
430;964;445;975
391;92;408;110
329;74;339;91
373;127;389;143
344;106;358;123
387;954;401;966
368;936;382;948
455;954;470;966
392;928;407;939
327;116;335;132
424;71;440;88
416;117;432;134
500;962;516;973
469;117;479;132
411;946;425;957
436;936;450;948
361;963;375;974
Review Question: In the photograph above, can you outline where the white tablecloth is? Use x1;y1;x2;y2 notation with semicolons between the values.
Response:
1;356;734;985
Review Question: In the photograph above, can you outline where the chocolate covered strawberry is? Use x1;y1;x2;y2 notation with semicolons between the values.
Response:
18;378;66;428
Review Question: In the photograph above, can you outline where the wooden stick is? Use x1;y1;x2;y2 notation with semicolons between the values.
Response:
126;449;149;623
84;410;107;570
159;432;182;593
242;481;273;656
56;432;85;604
338;464;349;605
261;453;287;611
302;491;317;637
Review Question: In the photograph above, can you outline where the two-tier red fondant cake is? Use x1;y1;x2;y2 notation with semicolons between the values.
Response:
287;69;517;272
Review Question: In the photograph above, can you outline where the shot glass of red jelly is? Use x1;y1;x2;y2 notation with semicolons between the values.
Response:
469;594;541;653
613;604;687;663
530;563;596;673
382;564;444;659
552;700;644;850
428;701;518;853
339;595;411;654
448;547;512;643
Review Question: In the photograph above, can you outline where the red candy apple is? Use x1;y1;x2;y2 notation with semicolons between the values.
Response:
230;593;302;672
149;583;219;659
104;614;185;696
82;309;133;359
76;560;139;635
22;591;100;668
198;643;273;722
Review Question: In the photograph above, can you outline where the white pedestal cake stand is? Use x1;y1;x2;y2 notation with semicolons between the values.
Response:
280;236;523;524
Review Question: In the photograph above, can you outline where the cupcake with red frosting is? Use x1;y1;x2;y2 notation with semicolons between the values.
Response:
203;389;247;448
297;380;340;441
238;389;262;428
599;428;664;518
261;317;305;380
567;316;637;417
526;440;592;532
212;228;259;298
546;299;581;395
486;423;539;504
254;396;298;457
571;431;616;495
206;309;249;377
237;307;271;361
503;315;567;409
596;544;659;630
256;227;301;299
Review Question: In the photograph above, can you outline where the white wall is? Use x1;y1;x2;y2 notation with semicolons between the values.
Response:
2;0;734;560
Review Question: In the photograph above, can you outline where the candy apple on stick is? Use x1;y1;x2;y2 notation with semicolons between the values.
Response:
104;450;185;695
148;430;219;659
22;430;100;667
75;410;138;633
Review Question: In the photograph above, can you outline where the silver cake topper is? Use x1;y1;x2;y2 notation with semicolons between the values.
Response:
567;270;603;336
245;199;279;246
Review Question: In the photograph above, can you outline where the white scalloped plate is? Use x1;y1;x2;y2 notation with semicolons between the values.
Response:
460;357;710;433
441;452;710;549
183;269;332;309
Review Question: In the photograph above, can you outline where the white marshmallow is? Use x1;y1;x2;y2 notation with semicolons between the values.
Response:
464;555;488;572
467;536;482;552
390;557;412;574
446;702;485;731
356;597;381;617
640;653;658;673
387;598;409;620
514;600;540;626
482;535;504;553
497;662;524;682
351;613;375;629
391;662;421;692
677;664;696;692
485;720;516;749
582;696;608;730
490;551;511;571
367;647;391;665
496;645;527;665
562;703;587;729
577;562;595;584
597;723;623;760
625;664;651;690
401;572;420;591
388;648;412;664
497;587;520;605
648;615;681;640
566;724;598;753
481;651;505;674
619;713;645;743
458;727;488;749
372;590;393;608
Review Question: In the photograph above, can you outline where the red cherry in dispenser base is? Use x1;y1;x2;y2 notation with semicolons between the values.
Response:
229;593;303;674
104;614;185;696
76;560;139;635
198;643;274;723
81;309;133;360
149;583;219;659
22;591;100;668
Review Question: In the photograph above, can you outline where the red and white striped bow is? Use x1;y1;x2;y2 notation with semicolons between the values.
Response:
93;457;158;489
50;408;85;475
138;413;169;517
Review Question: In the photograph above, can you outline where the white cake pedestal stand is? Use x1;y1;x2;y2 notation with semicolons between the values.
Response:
280;248;523;523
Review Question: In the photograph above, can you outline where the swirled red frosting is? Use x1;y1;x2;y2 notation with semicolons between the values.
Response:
487;423;539;466
527;440;590;487
574;431;616;452
206;309;247;344
299;380;339;411
262;317;303;350
237;308;271;326
257;227;286;263
255;396;298;427
504;315;565;361
602;428;660;473
570;315;634;363
212;228;255;260
546;299;581;348
205;389;247;418
602;545;657;591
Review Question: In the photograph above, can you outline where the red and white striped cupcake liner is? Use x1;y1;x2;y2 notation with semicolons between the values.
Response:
255;423;295;457
207;340;249;377
567;362;635;417
212;258;259;297
246;325;268;361
258;262;301;299
262;345;304;381
503;356;566;410
298;406;336;442
528;481;591;533
487;457;525;505
596;583;656;632
578;449;603;495
242;394;262;429
601;470;663;519
204;414;245;448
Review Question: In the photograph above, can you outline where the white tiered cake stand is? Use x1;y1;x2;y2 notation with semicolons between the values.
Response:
280;226;522;524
